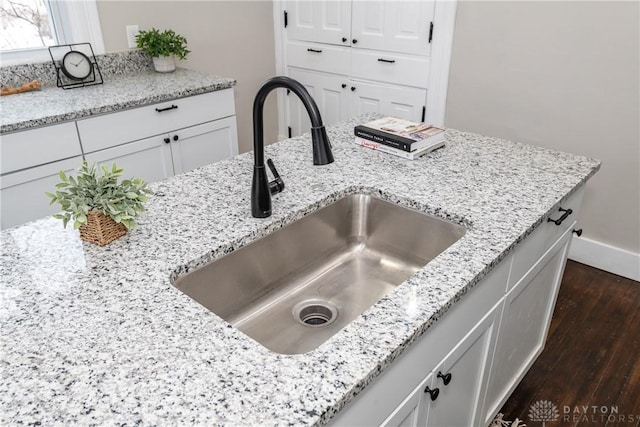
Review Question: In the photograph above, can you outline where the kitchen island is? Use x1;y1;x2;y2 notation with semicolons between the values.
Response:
0;116;599;425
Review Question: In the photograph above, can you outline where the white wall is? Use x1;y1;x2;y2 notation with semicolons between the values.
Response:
96;0;279;154
446;1;639;280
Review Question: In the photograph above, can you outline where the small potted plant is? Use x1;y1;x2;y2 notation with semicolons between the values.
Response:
135;27;190;73
47;162;152;245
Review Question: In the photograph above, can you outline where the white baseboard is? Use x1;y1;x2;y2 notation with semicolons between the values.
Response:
568;236;640;282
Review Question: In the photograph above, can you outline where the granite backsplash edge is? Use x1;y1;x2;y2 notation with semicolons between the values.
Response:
0;49;153;88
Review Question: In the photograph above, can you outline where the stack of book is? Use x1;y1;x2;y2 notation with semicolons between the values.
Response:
353;116;446;160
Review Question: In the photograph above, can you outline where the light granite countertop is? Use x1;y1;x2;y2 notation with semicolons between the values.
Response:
0;68;235;134
0;116;600;425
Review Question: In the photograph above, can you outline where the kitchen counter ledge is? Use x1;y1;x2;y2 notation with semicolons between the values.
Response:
0;116;600;425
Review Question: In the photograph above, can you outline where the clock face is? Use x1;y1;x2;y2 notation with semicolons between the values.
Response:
61;51;93;81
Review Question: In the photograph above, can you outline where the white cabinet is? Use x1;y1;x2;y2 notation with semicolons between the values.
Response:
0;122;83;229
287;68;426;136
286;0;352;45
380;373;426;427
0;89;238;229
84;134;175;183
330;187;586;426
277;0;456;136
329;258;509;426
351;0;435;56
0;157;82;229
287;68;350;136
422;304;500;427
381;303;501;427
75;90;236;154
169;117;238;175
286;0;434;54
1;122;81;175
84;117;239;182
349;81;427;122
79;88;238;184
479;226;575;426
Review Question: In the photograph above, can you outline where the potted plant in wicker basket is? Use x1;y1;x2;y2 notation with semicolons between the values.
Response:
135;28;190;73
47;162;152;245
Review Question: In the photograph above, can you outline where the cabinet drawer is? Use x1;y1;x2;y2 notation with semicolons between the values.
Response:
351;50;429;88
76;89;235;154
1;122;81;174
287;41;350;75
508;186;585;291
1;156;82;229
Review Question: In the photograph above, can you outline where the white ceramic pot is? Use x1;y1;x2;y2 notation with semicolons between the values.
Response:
152;55;176;73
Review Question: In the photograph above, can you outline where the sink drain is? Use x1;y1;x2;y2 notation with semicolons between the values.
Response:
293;299;338;327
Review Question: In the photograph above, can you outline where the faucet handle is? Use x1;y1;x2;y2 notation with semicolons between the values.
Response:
266;159;285;195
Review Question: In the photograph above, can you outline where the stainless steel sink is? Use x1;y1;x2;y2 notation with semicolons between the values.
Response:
172;194;466;354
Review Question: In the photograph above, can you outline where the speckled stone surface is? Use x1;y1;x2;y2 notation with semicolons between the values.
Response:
0;66;235;133
0;50;154;89
0;117;600;426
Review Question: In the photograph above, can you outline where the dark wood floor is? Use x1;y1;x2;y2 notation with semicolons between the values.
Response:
499;260;640;426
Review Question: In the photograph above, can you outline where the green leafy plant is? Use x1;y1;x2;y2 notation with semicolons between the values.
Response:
46;162;152;230
135;28;190;60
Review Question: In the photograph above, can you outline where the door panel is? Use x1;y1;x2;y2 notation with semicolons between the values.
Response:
85;136;174;184
287;68;349;136
170;118;239;175
352;1;434;55
350;81;426;122
287;0;351;46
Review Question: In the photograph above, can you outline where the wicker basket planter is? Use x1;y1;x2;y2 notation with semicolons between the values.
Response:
79;211;127;246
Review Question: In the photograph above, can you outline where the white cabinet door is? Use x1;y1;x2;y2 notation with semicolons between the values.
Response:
170;117;239;175
286;0;352;46
351;0;434;56
480;227;574;426
423;302;501;427
85;135;174;184
327;258;509;426
287;68;350;136
0;156;82;229
380;302;500;427
380;372;434;427
349;80;426;122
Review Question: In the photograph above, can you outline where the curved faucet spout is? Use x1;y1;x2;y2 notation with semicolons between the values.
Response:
252;76;334;218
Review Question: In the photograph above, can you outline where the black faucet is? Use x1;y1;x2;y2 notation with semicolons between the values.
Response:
251;76;334;218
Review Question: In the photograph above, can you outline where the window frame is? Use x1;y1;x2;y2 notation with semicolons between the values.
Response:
0;0;104;66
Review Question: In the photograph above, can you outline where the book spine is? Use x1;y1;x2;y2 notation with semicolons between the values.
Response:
354;138;413;160
354;125;414;152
